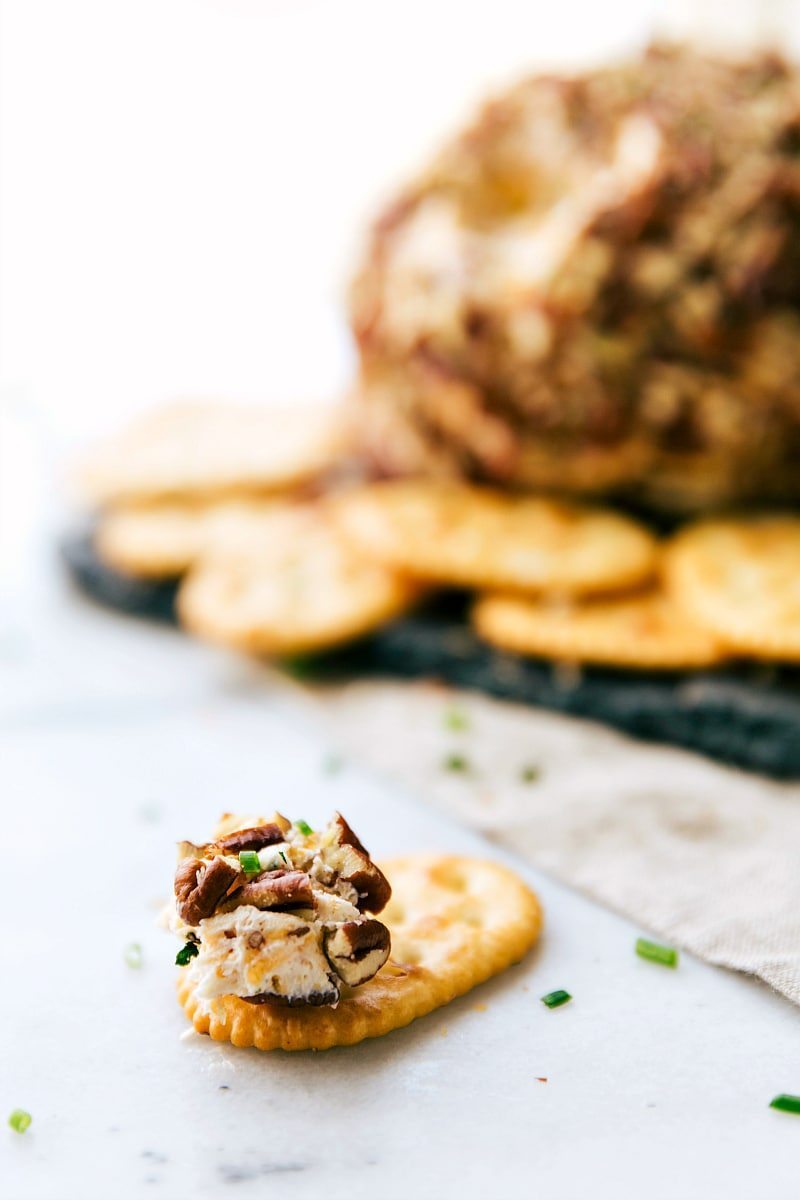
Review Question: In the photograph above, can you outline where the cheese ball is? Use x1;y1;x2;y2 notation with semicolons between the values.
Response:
351;44;800;513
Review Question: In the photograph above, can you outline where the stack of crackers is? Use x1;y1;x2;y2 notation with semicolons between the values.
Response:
78;400;800;672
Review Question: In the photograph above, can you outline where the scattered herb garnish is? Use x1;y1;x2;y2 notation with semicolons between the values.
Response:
770;1094;800;1115
281;656;318;680
541;989;572;1009
124;942;143;969
238;850;261;875
175;941;200;967
443;753;470;773
443;705;469;732
8;1109;32;1134
636;937;679;968
322;754;343;777
520;764;541;783
295;819;314;837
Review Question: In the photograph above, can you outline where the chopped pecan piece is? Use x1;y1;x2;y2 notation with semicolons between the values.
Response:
242;983;339;1008
232;869;316;910
175;856;242;926
216;823;285;855
328;813;392;914
333;813;369;856
323;919;391;986
175;857;201;905
173;812;395;1010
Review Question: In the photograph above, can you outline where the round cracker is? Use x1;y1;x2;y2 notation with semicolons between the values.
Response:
95;498;290;580
177;854;542;1051
177;505;417;656
334;482;657;596
472;587;728;669
664;516;800;662
78;401;347;505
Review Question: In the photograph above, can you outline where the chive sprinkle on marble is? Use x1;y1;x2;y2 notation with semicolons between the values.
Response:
541;989;572;1009
636;938;679;968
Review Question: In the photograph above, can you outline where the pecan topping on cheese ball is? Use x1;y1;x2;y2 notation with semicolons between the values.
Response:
172;812;391;1008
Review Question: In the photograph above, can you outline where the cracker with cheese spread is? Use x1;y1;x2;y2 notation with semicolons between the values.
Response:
173;815;542;1050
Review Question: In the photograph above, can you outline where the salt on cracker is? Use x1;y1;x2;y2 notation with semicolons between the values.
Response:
472;587;728;669
665;516;800;662
95;498;291;580
334;482;657;596
78;401;348;506
177;505;418;657
177;854;542;1051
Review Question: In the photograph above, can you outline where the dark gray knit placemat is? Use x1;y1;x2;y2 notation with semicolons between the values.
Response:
61;532;800;779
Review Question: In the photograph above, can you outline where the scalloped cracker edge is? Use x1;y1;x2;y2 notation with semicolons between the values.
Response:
177;854;542;1050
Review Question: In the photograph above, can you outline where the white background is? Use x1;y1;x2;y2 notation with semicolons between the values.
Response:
0;0;665;444
2;3;800;1197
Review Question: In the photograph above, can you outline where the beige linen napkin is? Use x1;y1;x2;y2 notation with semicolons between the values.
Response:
317;679;800;1003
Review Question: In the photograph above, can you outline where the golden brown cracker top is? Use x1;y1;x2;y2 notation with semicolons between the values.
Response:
334;481;657;596
665;516;800;661
94;497;310;580
473;587;728;670
176;504;418;657
78;401;348;506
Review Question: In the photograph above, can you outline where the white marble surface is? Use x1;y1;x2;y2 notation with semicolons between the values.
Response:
2;554;800;1200
3;3;800;1196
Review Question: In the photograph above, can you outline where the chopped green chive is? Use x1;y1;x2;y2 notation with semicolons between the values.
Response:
281;656;318;680
295;819;314;837
443;753;470;773
520;764;541;783
238;850;261;875
541;989;572;1009
322;754;343;777
770;1094;800;1115
175;941;199;967
443;705;469;732
124;942;143;969
635;938;679;968
8;1109;32;1134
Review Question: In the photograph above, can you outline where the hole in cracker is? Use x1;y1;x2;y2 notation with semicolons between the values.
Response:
429;862;468;892
382;960;412;978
